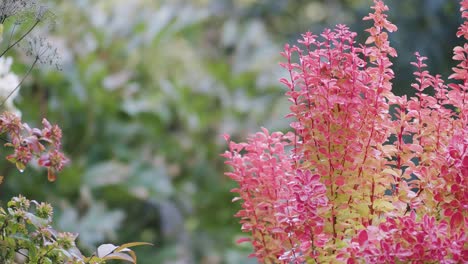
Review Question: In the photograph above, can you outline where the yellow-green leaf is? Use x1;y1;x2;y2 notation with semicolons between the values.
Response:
382;168;400;178
355;202;370;216
115;242;153;253
15;161;26;172
373;199;395;212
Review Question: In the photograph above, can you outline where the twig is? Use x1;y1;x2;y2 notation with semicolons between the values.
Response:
0;56;38;108
0;19;40;58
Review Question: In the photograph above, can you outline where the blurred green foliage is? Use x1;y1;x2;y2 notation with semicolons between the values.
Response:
0;0;461;263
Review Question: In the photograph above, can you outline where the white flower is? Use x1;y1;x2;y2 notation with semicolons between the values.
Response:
0;56;21;116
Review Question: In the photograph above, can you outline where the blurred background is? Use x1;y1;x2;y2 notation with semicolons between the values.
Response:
0;0;462;263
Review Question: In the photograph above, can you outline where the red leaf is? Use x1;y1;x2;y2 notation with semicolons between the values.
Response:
358;230;368;246
434;193;443;202
314;225;324;235
236;237;251;244
335;176;345;186
462;156;468;167
450;211;464;230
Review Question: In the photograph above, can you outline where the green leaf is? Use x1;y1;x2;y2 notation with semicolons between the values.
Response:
15;161;26;172
10;233;29;242
84;161;130;188
25;212;49;228
41;257;53;264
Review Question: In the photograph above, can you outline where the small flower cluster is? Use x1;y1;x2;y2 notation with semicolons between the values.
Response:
224;0;467;262
1;196;151;263
1;112;69;181
0;195;84;263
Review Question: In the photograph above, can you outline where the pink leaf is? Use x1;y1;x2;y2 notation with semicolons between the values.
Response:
358;230;368;247
335;176;345;186
450;211;464;230
236;237;251;244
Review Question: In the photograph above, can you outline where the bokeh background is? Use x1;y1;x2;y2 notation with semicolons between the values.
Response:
0;0;462;263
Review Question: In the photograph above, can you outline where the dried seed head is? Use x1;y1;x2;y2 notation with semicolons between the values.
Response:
22;35;62;70
0;0;38;23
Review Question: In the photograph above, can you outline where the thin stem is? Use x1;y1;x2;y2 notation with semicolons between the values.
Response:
0;56;38;108
85;255;95;264
6;23;18;48
0;19;40;58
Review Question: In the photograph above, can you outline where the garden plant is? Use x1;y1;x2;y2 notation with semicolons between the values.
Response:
0;1;149;263
224;0;467;263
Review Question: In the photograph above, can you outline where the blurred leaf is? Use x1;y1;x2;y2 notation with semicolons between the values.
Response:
58;202;125;250
84;161;131;188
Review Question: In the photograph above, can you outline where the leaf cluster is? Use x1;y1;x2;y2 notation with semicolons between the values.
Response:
0;195;150;264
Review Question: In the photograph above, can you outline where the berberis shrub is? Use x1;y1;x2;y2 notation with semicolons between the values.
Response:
223;0;467;263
